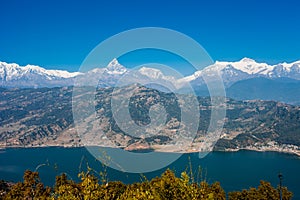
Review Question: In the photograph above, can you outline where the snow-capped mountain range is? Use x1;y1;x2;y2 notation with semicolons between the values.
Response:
1;58;300;88
0;61;81;88
181;57;300;87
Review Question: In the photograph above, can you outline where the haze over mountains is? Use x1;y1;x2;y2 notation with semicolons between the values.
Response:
1;58;300;104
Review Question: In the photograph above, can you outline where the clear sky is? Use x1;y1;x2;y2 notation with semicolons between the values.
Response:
1;0;300;73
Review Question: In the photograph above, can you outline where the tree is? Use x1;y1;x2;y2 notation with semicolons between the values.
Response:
228;180;292;200
5;170;51;200
1;169;293;200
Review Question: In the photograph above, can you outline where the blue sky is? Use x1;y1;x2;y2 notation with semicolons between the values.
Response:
1;0;300;74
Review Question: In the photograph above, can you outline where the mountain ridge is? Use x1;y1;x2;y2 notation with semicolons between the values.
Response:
2;58;300;102
2;58;300;88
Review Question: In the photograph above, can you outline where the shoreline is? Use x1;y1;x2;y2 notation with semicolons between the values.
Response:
1;145;300;157
223;147;300;157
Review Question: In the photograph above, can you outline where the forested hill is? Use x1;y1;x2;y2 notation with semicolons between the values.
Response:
0;86;300;153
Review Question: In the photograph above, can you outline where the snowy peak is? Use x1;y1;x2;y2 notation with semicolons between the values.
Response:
213;58;271;75
2;58;300;89
0;61;81;87
0;61;80;80
105;58;127;75
240;57;256;63
275;60;300;72
138;67;164;79
234;58;271;75
23;64;81;78
23;64;45;72
182;58;300;87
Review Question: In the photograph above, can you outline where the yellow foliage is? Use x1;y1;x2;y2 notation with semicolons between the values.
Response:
0;169;293;200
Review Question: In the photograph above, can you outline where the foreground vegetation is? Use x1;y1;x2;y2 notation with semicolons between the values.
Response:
0;169;292;200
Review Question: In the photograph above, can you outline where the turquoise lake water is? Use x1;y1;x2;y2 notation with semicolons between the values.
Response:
0;147;299;199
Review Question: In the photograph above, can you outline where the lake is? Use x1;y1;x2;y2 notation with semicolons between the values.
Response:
0;147;299;199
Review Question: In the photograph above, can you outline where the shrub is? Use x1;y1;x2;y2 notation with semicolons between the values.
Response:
1;169;292;200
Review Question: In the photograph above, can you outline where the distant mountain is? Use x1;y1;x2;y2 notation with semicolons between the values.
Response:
74;59;177;88
182;58;300;87
105;58;128;75
2;58;300;104
74;59;128;87
0;61;81;88
3;57;300;88
190;77;300;105
227;77;300;105
0;59;131;88
0;59;177;88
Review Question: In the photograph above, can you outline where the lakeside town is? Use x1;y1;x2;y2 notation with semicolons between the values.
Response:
225;141;300;157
